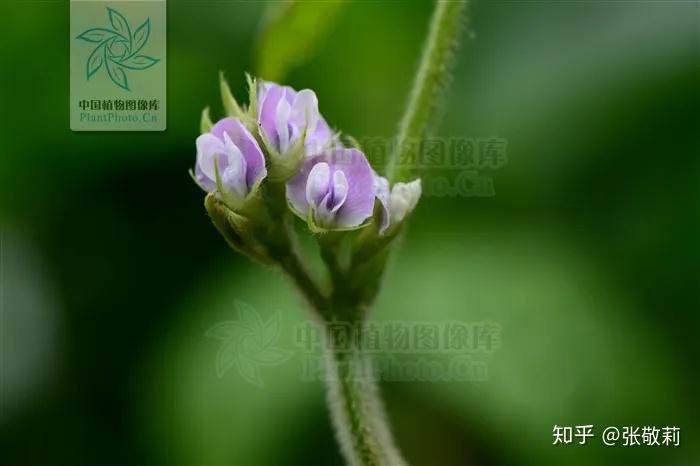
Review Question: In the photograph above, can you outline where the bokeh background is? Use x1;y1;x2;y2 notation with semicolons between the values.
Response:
1;1;698;465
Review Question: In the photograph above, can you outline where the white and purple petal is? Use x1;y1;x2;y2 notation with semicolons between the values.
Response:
193;117;267;201
258;81;333;156
286;148;375;229
373;174;391;234
389;179;422;224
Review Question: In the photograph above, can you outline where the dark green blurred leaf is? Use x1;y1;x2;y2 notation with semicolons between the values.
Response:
255;0;346;81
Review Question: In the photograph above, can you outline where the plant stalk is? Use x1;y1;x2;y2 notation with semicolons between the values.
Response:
271;2;468;464
317;2;468;463
322;320;407;466
386;0;467;183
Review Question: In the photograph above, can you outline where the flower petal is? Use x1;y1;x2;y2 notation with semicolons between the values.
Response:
287;148;374;229
330;148;375;228
258;82;332;156
257;80;273;107
306;162;331;208
290;89;319;137
194;117;267;201
221;132;248;198
286;155;316;218
258;84;285;149
330;169;349;214
213;117;267;190
195;132;226;184
373;174;391;234
275;96;292;152
389;179;422;223
194;162;216;192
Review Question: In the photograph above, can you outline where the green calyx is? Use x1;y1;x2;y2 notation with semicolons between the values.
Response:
204;193;274;265
219;72;258;134
200;106;213;133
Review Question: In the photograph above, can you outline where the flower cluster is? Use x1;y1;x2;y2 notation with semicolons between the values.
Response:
193;76;421;239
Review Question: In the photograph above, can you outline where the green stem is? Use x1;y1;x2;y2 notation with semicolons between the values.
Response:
314;242;404;465
265;183;330;317
319;234;346;294
277;246;328;317
386;0;467;183
277;250;403;466
212;4;469;465
315;3;468;463
323;320;407;466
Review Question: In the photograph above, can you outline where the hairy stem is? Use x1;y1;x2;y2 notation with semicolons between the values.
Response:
386;0;467;182
323;321;407;466
277;3;468;464
315;3;468;463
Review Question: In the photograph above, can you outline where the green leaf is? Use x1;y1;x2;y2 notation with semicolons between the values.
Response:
76;28;117;43
131;18;150;55
107;7;131;41
255;0;346;81
86;42;106;79
119;54;159;70
105;56;129;90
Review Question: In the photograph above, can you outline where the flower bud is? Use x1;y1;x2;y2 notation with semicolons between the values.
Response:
375;177;422;234
389;179;422;223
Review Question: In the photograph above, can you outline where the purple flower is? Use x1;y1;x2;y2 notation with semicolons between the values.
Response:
194;117;267;203
375;175;422;234
258;81;333;156
286;148;376;230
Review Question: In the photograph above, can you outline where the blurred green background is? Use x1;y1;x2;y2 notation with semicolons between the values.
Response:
1;1;698;465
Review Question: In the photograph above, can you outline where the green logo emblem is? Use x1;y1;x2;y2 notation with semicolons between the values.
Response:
206;301;293;387
75;7;159;91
